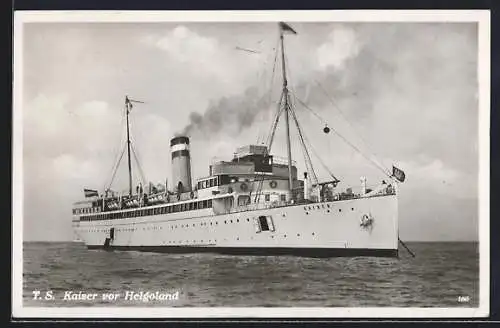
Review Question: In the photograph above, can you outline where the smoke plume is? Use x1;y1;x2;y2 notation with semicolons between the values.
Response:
179;86;273;138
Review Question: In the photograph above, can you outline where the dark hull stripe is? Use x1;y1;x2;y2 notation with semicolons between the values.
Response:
87;245;398;258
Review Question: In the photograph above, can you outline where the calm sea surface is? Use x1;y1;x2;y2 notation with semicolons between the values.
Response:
23;242;478;307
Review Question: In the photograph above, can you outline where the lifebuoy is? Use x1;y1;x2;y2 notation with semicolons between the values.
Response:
269;180;278;188
240;183;248;192
360;214;373;227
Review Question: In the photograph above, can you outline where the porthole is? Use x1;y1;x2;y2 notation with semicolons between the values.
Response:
284;234;287;238
224;220;227;224
230;220;233;223
237;219;239;223
339;209;342;212
351;208;354;211
312;232;315;236
316;205;320;209
246;218;250;222
297;233;300;237
306;212;309;215
236;237;239;241
327;210;330;213
327;204;330;208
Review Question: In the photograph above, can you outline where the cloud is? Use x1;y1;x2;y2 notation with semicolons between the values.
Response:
142;25;269;98
397;158;476;199
317;27;361;70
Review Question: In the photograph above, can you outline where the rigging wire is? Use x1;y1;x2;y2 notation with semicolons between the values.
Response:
283;52;325;185
293;94;392;178
291;103;339;182
104;104;127;192
313;79;391;175
265;91;285;152
290;102;319;183
256;36;280;145
130;143;147;187
255;90;284;203
106;143;127;192
126;106;148;189
288;104;319;185
283;48;391;178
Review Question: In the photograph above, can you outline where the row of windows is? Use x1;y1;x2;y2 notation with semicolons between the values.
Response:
79;199;213;221
197;177;220;190
235;194;286;206
73;207;100;215
197;175;234;190
265;194;287;202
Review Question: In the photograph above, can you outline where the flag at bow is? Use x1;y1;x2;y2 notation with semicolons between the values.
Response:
392;165;406;183
84;188;99;198
279;22;297;35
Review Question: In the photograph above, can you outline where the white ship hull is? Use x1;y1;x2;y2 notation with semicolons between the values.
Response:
71;26;405;258
73;194;398;257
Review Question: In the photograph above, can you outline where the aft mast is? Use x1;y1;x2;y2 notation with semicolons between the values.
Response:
125;96;133;197
123;96;145;197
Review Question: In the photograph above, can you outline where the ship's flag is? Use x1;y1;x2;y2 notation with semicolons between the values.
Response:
125;96;133;113
84;188;99;198
279;22;297;35
392;166;406;183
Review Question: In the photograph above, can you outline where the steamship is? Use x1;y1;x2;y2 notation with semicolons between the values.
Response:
72;22;405;257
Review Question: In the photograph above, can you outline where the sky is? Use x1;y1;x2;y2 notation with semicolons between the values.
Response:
20;21;480;241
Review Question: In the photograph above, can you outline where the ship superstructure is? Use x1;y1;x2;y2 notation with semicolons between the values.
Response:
72;22;405;257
